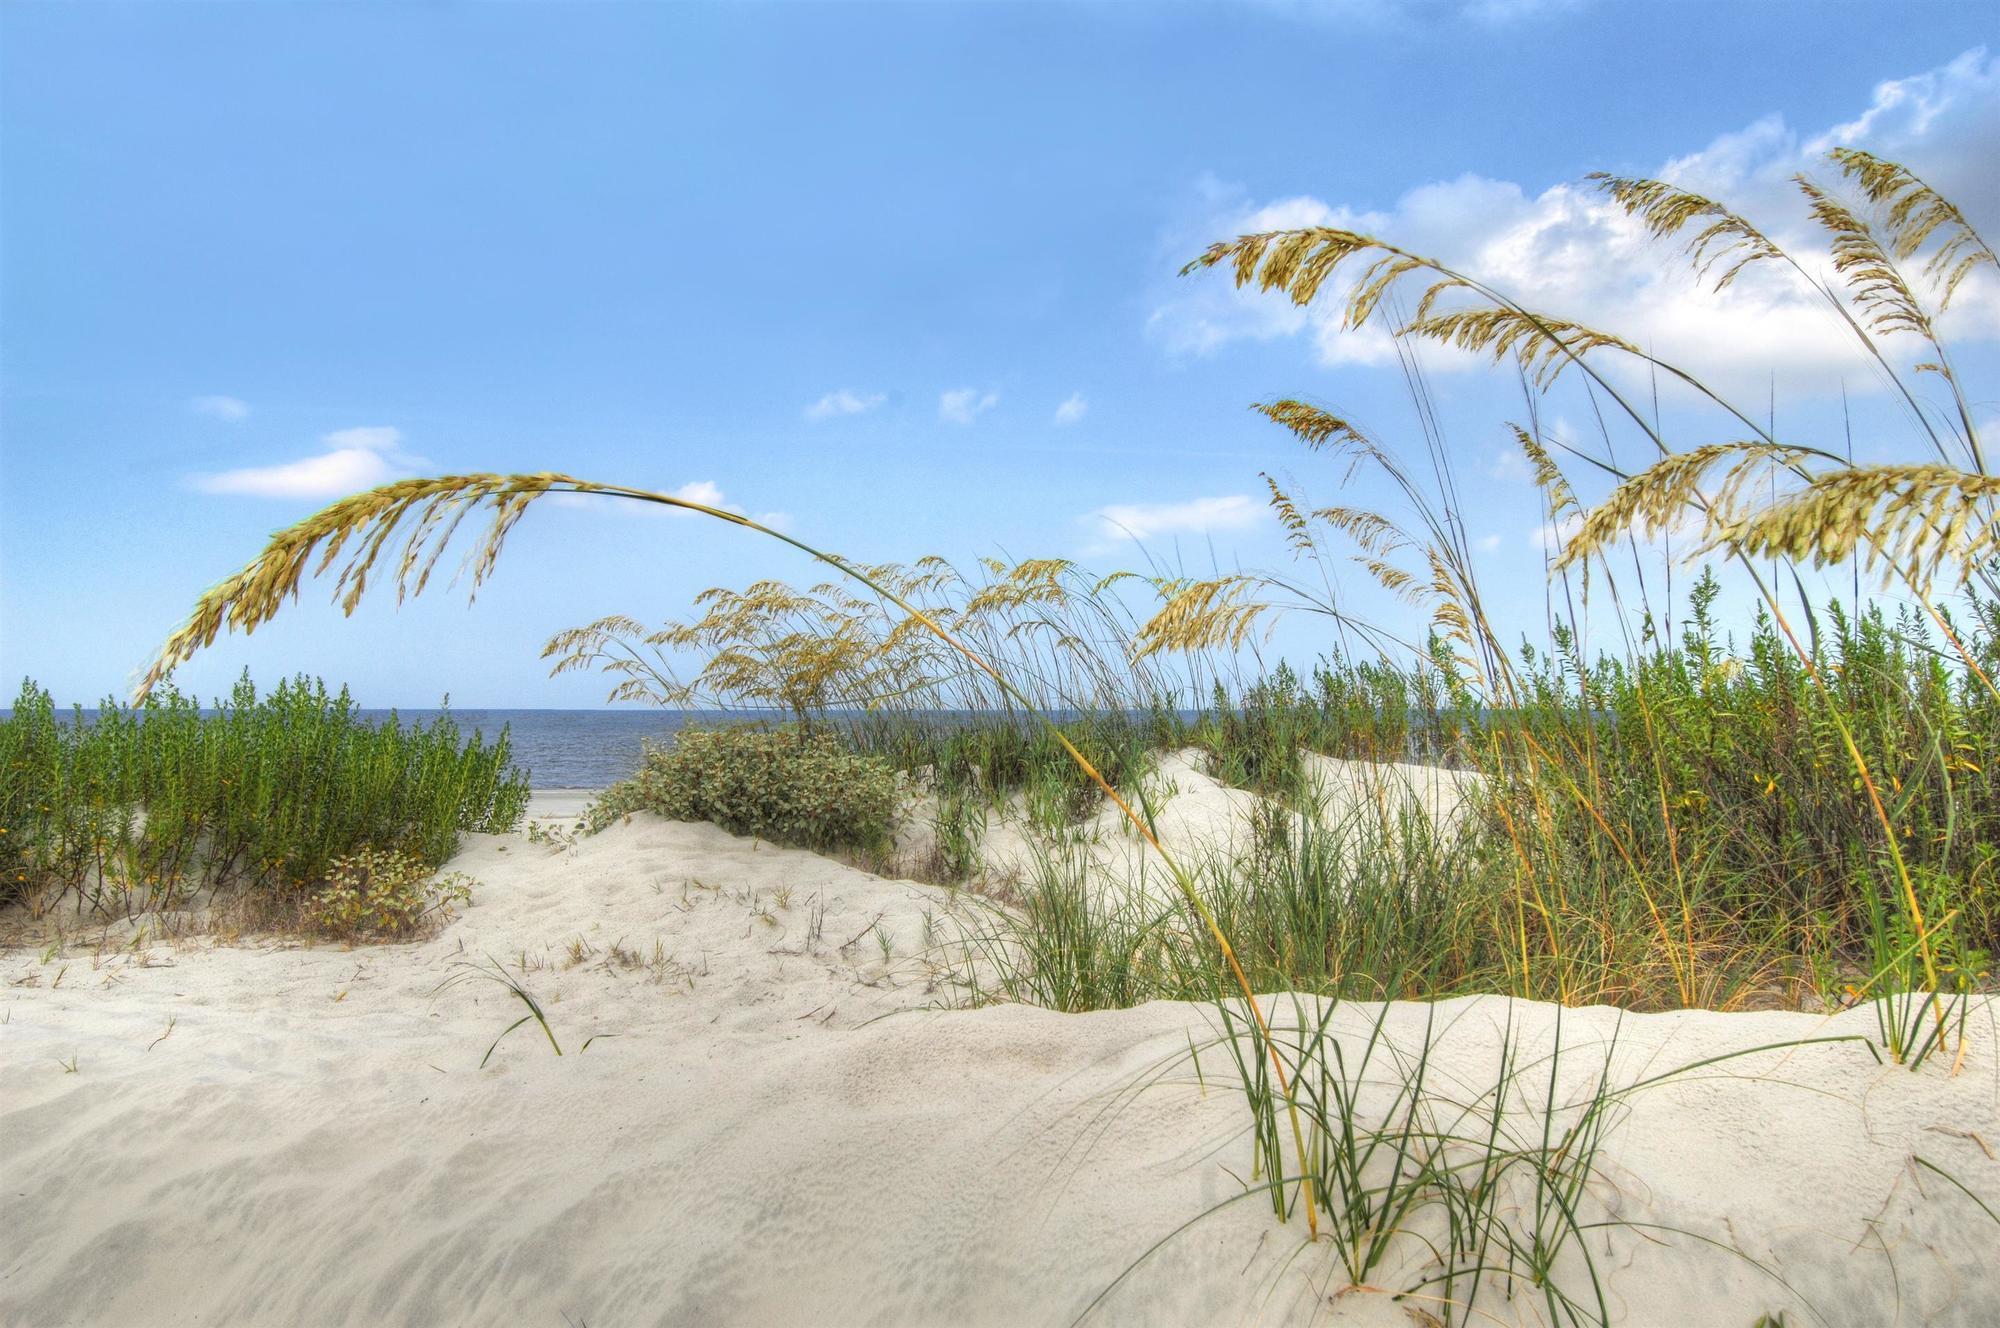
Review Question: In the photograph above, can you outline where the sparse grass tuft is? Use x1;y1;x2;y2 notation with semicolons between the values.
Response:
434;955;571;1067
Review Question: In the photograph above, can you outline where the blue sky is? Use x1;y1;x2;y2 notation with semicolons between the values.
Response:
3;1;1997;707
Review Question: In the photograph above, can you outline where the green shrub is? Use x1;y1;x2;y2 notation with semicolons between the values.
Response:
0;672;528;917
588;725;898;853
308;848;474;940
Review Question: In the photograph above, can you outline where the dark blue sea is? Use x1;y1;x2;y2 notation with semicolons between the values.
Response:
357;710;731;788
380;708;1105;787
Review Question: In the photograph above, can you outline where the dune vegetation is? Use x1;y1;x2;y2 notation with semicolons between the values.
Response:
0;673;527;935
13;145;1992;1322
210;144;1983;1039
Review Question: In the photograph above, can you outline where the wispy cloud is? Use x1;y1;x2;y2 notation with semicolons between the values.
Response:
1053;392;1089;426
1086;493;1263;552
1252;0;1590;28
663;479;790;530
1530;514;1584;552
1461;0;1587;24
1486;445;1533;483
804;388;885;421
550;478;788;530
1149;47;2000;397
939;387;999;425
189;395;250;423
192;425;414;499
319;426;403;452
665;479;728;512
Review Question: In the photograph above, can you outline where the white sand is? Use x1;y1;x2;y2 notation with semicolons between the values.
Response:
4;802;1997;1327
959;749;1271;901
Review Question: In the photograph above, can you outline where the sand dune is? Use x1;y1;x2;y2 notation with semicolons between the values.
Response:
909;749;1482;906
4;805;1997;1326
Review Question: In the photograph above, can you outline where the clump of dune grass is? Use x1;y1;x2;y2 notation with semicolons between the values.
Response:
544;555;1205;721
950;783;1490;1011
1212;999;1628;1324
1084;997;1856;1326
546;555;1193;868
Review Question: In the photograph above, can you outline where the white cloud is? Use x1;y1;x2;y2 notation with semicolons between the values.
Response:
1053;393;1089;426
193;425;414;499
320;426;403;453
189;395;250;422
1475;533;1504;553
553;479;725;515
1486;443;1533;482
1087;493;1264;551
195;448;400;499
547;479;790;531
666;480;728;511
1461;0;1586;23
664;481;792;530
939;387;1000;425
805;388;885;421
1149;48;2000;398
1812;46;2000;177
1531;514;1584;552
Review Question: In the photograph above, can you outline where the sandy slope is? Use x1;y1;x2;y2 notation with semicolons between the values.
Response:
3;803;1997;1327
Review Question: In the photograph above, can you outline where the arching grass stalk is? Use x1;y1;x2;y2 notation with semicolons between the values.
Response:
138;470;1324;1237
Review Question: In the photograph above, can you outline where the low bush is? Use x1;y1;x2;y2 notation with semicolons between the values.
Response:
588;724;898;854
307;848;474;940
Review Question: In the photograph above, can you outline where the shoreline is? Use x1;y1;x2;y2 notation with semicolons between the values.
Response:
525;787;600;823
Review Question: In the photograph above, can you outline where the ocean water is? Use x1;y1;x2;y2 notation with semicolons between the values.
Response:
409;708;1089;787
358;710;729;788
